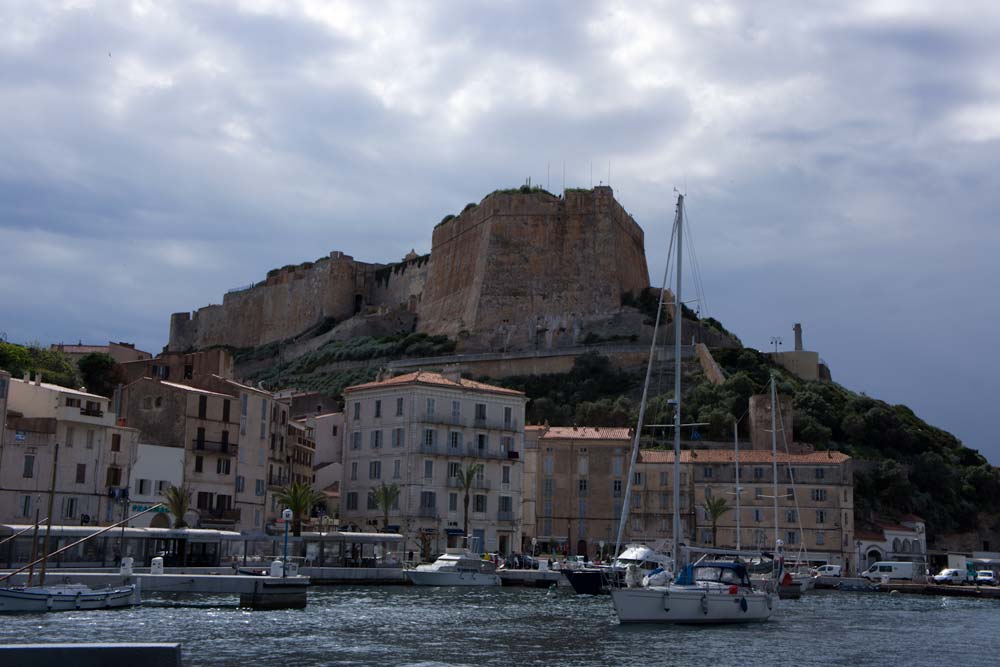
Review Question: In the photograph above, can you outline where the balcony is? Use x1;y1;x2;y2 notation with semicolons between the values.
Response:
472;416;519;432
80;407;104;418
497;510;514;522
198;507;241;524
420;442;442;455
192;439;238;455
422;413;464;427
472;479;490;490
417;507;439;519
462;444;520;461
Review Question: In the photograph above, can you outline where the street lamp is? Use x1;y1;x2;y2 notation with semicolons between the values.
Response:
769;337;783;354
282;508;293;578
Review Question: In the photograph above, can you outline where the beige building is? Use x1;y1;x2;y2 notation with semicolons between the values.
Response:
0;375;138;526
342;371;527;556
51;341;152;366
522;424;855;566
288;420;316;486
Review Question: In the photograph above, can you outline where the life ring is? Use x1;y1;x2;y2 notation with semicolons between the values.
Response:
740;597;748;613
700;594;709;615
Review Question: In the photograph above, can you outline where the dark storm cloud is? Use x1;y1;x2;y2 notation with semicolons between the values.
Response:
1;1;998;461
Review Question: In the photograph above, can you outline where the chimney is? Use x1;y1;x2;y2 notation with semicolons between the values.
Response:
793;323;803;351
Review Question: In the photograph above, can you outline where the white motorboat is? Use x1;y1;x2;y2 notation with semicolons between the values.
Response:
609;194;775;624
612;561;773;624
563;544;673;595
0;583;140;613
406;548;501;586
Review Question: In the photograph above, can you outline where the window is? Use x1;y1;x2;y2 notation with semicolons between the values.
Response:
701;529;713;544
351;432;361;450
396;397;404;416
62;497;78;519
198;395;207;419
448;461;461;478
66;397;81;408
499;495;512;514
449;492;458;512
633;472;642;486
475;403;486;420
660;492;669;508
755;487;764;499
346;492;358;510
612;456;623;476
543;456;554;475
659;471;669;486
812;488;827;502
236;475;245;492
426;398;435;416
632;517;642;531
504;406;512;426
502;466;510;484
705;486;713;500
613;480;622;497
754;509;763;523
23;454;34;478
632;493;641;508
543;500;553;517
221;399;231;422
137;479;150;495
367;493;378;510
392;428;406;448
75;464;86;484
157;480;168;495
369;461;382;480
578;454;589;476
420;491;436;509
815;467;825;480
353;402;360;420
477;433;487;453
449;432;462;450
786;509;797;523
351;462;358;481
787;531;797;545
194;455;203;473
217;459;231;475
143;397;152;410
452;400;461;418
86;430;95;449
543;479;554;496
816;510;827;524
108;433;121;452
578;479;588;495
816;531;825;545
20;495;31;517
702;466;712;479
196;427;206;448
241;394;248;435
424;460;433;480
754;467;764;480
65;426;75;447
106;466;122;486
393;459;401;479
370;430;383;449
500;436;512;454
374;399;382;418
255;479;266;496
423;429;435;447
474;495;487;513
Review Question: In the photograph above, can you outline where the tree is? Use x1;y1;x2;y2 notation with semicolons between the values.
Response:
702;497;731;547
276;481;326;536
77;352;126;398
455;463;484;540
369;483;400;531
163;485;191;529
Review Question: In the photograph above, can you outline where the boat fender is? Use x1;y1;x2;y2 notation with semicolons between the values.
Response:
662;590;670;612
766;594;773;611
700;594;709;615
740;597;748;613
728;584;738;595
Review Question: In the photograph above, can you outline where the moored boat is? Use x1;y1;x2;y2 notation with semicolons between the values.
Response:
563;544;672;595
0;583;139;613
406;548;500;586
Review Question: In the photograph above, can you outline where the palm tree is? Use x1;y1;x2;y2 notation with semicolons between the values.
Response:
163;485;191;529
369;483;400;531
455;463;484;541
702;496;731;547
276;481;326;536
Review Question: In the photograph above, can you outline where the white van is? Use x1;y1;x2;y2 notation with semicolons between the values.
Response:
862;561;915;581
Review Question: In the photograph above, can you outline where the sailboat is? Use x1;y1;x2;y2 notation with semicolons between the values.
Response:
609;194;775;624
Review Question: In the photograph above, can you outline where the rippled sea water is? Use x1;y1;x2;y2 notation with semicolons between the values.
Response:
2;586;999;666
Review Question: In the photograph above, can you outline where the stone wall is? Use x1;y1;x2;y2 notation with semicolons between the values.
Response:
418;186;650;351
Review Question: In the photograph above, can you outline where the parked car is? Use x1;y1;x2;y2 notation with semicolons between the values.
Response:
815;564;842;577
862;561;916;581
976;571;997;586
932;568;968;584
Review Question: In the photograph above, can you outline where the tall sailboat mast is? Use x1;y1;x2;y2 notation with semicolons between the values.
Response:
734;422;741;552
770;374;780;554
671;195;684;565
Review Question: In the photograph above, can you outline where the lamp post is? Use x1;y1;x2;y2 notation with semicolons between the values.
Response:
282;508;293;578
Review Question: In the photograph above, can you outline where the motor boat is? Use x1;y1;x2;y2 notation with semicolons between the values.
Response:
563;544;672;595
406;548;501;586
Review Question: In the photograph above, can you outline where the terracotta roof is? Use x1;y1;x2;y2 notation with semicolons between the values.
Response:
159;380;233;398
855;530;884;541
638;449;851;464
345;371;524;397
540;427;632;441
875;520;918;533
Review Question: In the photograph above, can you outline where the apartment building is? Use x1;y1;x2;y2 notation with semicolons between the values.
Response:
521;424;855;566
0;374;138;526
341;371;527;556
288;420;316;485
50;341;152;366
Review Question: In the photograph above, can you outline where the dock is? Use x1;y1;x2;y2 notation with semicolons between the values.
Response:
1;572;309;609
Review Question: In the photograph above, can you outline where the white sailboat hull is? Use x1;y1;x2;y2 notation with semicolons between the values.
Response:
611;586;775;624
406;570;500;586
0;584;140;613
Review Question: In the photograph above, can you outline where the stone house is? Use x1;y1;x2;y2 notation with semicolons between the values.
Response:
341;371;527;557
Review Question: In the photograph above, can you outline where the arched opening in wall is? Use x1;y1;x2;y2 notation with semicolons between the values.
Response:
354;294;363;314
150;513;170;529
865;548;882;569
577;539;588;558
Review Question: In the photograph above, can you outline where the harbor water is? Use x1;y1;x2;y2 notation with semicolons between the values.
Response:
2;586;998;666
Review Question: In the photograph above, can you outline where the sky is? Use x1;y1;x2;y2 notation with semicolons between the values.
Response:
1;1;998;462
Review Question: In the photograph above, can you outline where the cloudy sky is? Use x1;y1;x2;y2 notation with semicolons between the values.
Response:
2;1;998;461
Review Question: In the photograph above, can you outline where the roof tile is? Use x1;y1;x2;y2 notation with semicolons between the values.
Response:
345;371;524;397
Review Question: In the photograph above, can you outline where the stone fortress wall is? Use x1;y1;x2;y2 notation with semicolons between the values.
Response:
168;186;656;354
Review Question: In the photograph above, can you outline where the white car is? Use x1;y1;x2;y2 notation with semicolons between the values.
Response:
932;568;967;584
976;571;997;586
815;564;842;577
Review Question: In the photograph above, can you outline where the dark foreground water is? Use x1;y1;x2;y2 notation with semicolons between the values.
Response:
2;586;999;666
